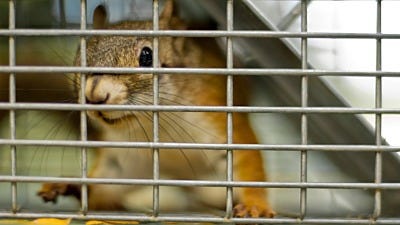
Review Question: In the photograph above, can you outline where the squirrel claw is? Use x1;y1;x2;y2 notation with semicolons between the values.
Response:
233;203;276;218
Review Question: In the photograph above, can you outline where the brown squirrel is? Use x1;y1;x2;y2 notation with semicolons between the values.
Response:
38;0;275;218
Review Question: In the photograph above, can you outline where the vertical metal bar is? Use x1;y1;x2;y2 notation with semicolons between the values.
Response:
300;0;308;220
225;0;234;219
373;0;382;219
152;0;160;217
79;0;88;215
8;0;17;213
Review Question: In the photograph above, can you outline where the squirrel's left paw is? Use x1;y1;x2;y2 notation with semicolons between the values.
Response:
233;203;276;218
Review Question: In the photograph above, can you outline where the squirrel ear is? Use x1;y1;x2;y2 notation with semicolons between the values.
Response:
93;5;108;29
160;0;174;22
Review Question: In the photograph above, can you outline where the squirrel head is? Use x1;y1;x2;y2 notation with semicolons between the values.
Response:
73;0;200;128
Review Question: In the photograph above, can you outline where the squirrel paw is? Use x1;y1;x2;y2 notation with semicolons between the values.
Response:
37;183;81;203
37;183;68;203
233;203;276;218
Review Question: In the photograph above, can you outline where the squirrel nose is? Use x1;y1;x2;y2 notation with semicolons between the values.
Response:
86;93;109;104
85;76;110;104
84;75;127;105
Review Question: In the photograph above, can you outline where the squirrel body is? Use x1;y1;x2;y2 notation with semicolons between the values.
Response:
39;0;275;218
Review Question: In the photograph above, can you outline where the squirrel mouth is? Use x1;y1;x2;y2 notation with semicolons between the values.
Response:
101;114;119;124
100;112;126;124
87;111;123;125
87;111;138;125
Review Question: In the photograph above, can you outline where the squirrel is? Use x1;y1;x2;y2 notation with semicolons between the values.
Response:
38;0;275;218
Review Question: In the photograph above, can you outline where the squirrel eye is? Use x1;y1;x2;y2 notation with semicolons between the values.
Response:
139;46;153;67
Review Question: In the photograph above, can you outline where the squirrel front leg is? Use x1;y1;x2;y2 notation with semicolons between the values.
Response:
233;150;275;218
232;113;275;218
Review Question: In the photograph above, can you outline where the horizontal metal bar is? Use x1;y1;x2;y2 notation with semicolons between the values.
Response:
0;29;400;39
1;102;400;114
0;212;398;224
1;175;400;190
1;66;400;77
0;139;399;152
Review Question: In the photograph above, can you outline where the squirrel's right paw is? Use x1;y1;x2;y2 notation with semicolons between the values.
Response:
37;183;81;203
37;183;69;203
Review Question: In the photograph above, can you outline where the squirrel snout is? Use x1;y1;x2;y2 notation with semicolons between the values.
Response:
86;93;109;104
84;76;127;105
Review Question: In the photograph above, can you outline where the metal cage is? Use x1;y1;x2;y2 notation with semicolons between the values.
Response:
1;0;400;224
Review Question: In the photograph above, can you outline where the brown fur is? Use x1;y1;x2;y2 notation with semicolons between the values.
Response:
38;0;274;218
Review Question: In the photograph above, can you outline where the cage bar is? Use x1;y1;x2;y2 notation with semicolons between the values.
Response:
300;0;308;219
3;103;400;114
225;0;234;219
2;29;400;39
1;66;400;77
79;0;89;215
373;0;382;219
1;140;400;152
8;0;17;214
1;211;400;225
2;176;400;190
152;0;160;216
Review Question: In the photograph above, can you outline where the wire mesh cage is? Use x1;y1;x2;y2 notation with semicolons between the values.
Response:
1;0;400;224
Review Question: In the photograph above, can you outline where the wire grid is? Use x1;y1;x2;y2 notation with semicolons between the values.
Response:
0;0;400;224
